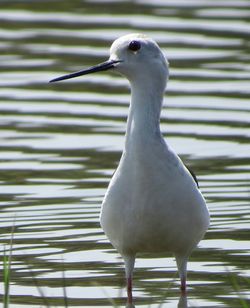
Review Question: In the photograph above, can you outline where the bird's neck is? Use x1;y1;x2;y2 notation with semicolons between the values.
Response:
125;79;165;150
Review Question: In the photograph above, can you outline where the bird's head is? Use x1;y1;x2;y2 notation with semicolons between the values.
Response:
50;33;169;88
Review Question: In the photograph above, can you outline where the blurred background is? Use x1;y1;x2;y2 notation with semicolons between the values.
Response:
0;0;250;307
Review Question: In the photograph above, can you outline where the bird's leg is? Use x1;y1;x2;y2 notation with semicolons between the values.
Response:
180;276;186;293
175;254;188;293
123;254;135;304
127;276;133;303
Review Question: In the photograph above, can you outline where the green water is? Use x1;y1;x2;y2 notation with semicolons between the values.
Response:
0;0;250;307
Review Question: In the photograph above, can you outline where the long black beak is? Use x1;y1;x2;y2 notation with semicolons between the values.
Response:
50;59;120;83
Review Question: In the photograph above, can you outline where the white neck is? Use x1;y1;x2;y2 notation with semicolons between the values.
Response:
125;77;166;150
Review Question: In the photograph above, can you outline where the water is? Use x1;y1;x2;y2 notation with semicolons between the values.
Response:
0;0;250;307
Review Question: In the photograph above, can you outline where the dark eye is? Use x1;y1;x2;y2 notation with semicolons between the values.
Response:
128;40;141;52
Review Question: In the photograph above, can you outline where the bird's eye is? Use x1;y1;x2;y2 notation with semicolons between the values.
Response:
128;40;141;52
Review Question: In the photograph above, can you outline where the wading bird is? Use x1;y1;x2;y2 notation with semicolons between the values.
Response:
50;33;210;303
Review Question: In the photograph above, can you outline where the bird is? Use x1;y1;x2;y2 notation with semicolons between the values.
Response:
50;33;210;303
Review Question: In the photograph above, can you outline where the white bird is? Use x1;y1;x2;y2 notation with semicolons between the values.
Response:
50;33;210;303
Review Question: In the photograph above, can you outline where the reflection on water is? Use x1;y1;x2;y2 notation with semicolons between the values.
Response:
0;0;250;307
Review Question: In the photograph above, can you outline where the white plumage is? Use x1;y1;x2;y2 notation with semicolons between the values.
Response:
50;33;210;304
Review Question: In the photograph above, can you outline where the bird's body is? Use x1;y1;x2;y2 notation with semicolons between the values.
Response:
101;96;208;253
101;138;208;257
50;33;210;303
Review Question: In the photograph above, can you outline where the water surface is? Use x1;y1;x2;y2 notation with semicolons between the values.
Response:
0;0;250;307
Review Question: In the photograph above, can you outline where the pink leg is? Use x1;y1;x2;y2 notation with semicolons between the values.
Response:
127;277;133;303
123;255;135;304
180;276;187;294
175;254;188;294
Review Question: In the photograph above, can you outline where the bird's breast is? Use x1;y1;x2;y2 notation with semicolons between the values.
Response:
100;140;209;255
